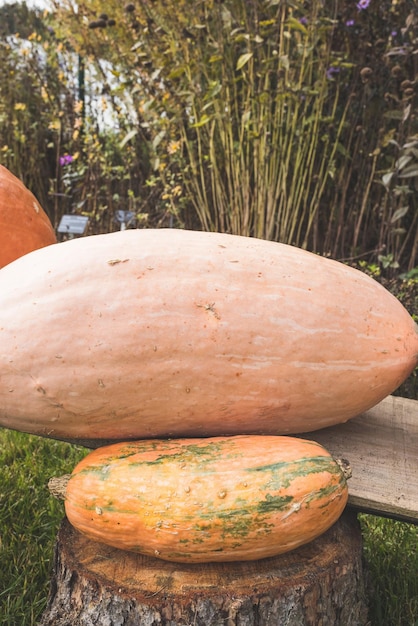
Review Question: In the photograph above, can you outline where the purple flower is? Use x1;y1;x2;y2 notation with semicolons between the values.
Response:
59;154;74;167
346;19;355;26
356;0;370;10
299;17;308;25
326;66;340;80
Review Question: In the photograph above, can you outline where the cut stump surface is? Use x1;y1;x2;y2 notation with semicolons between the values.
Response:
40;511;368;626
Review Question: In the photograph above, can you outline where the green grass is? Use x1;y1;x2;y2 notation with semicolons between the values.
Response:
1;428;417;626
360;515;418;626
0;429;85;626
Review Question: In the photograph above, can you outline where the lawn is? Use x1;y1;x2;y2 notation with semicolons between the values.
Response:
0;429;84;625
1;427;417;625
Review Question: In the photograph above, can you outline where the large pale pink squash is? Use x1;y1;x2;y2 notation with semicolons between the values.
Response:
0;228;416;444
0;165;56;268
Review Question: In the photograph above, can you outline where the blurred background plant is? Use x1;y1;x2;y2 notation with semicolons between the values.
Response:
0;0;416;271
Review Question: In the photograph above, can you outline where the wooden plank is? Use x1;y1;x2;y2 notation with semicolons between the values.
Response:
301;395;418;524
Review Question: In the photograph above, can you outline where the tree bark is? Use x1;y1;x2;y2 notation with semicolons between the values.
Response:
40;511;368;626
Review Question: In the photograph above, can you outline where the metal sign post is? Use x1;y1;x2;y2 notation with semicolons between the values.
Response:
115;210;135;231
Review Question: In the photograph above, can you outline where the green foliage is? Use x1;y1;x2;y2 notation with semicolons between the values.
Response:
360;514;418;626
358;260;381;277
52;0;355;242
0;2;159;233
0;0;417;267
0;2;46;40
0;3;62;213
400;267;418;281
0;429;85;626
44;0;418;269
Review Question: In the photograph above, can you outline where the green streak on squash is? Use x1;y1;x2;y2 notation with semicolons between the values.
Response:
63;435;350;563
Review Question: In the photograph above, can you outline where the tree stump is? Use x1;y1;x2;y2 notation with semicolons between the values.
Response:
39;510;368;626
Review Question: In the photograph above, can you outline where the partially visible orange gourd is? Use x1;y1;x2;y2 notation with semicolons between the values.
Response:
0;228;417;444
0;164;56;268
62;435;350;563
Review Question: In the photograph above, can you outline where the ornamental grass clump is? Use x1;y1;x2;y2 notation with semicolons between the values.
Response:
173;1;353;245
5;0;416;269
82;0;356;247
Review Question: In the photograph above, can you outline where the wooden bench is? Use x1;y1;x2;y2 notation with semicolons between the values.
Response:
300;394;418;524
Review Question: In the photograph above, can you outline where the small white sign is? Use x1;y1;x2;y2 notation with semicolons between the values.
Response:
57;215;89;235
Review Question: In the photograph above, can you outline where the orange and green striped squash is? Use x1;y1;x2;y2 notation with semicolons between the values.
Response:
63;435;349;563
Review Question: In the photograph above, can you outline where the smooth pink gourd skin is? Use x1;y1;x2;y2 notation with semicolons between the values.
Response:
0;228;416;443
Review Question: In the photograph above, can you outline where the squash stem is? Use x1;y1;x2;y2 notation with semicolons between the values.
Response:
335;458;352;481
48;474;71;501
